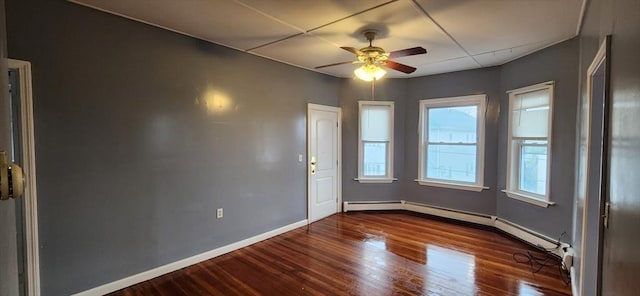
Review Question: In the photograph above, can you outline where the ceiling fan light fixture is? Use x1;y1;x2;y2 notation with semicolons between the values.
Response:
354;64;386;81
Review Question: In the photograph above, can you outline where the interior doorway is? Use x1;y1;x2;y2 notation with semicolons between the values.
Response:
579;36;610;296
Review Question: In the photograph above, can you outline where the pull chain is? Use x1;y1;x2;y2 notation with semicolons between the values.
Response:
371;79;375;101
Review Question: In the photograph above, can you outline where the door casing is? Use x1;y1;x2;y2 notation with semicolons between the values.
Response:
579;36;611;296
8;59;40;296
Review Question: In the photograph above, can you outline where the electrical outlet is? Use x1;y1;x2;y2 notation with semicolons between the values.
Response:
216;208;223;219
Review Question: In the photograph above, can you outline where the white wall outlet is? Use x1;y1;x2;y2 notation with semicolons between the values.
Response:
216;208;223;219
298;154;303;162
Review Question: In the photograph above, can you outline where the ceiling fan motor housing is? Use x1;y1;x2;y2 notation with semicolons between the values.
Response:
357;46;389;64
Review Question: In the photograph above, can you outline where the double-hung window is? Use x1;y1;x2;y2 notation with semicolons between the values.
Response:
505;82;554;207
417;94;487;191
357;101;394;183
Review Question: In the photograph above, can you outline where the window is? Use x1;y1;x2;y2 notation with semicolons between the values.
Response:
357;101;394;183
417;94;487;191
505;82;554;207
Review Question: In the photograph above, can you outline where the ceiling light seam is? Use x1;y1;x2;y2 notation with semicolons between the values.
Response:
245;0;400;53
471;40;553;57
67;0;252;53
304;0;399;33
419;56;475;66
499;35;578;65
410;0;484;68
470;33;576;58
245;33;305;52
232;0;310;52
233;0;306;33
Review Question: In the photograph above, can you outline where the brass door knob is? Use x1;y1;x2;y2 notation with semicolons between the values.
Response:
0;151;25;200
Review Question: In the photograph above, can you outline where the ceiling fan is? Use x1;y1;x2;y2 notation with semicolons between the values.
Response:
315;30;427;81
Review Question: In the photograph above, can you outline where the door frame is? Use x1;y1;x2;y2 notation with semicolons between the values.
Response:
8;59;40;296
307;103;342;223
579;36;610;296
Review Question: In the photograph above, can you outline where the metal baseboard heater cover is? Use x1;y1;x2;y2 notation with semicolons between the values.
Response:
342;200;570;260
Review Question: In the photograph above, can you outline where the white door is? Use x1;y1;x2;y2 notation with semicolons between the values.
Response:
308;104;340;223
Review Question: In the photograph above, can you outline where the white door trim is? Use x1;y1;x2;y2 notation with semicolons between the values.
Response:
307;103;341;223
579;37;608;296
8;59;40;296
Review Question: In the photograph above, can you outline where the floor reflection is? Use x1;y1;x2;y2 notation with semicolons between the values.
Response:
386;236;427;264
355;228;479;295
348;234;388;295
425;245;477;295
518;281;545;296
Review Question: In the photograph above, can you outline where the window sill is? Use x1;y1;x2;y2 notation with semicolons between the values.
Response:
414;179;489;192
502;190;555;208
354;178;397;184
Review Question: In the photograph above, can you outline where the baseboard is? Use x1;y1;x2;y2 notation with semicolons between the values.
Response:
404;201;495;226
343;200;569;259
343;200;405;212
570;266;578;296
73;219;308;296
343;200;494;226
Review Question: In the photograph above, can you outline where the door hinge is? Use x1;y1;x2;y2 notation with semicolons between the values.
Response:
603;201;610;229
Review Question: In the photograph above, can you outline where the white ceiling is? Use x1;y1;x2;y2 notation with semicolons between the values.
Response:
69;0;586;78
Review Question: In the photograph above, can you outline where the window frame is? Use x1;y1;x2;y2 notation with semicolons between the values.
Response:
504;81;555;207
357;101;395;183
416;94;488;192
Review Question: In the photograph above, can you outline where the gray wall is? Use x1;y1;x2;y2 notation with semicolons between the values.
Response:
6;0;339;295
339;78;407;201
497;38;579;238
574;0;640;295
403;67;501;215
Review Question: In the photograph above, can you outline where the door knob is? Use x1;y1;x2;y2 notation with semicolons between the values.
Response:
310;156;317;175
0;151;25;200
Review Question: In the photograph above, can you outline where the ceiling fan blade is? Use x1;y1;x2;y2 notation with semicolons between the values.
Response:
383;60;417;74
315;60;355;69
388;47;427;59
340;46;363;55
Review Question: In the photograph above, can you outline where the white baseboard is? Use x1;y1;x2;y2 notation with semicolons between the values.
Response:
570;266;578;296
404;202;495;226
343;200;569;260
343;200;405;212
494;218;567;257
73;219;308;296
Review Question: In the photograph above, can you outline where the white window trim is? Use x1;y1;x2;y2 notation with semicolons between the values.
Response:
501;190;556;208
505;81;555;206
414;179;489;192
354;177;398;184
357;100;395;183
416;94;488;191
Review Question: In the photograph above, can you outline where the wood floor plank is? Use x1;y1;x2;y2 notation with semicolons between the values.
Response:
109;211;571;296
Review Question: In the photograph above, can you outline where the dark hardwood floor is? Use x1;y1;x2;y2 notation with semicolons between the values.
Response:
110;211;571;295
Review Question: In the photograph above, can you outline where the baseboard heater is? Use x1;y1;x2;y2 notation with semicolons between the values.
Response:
344;200;494;226
343;200;570;260
343;200;405;211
